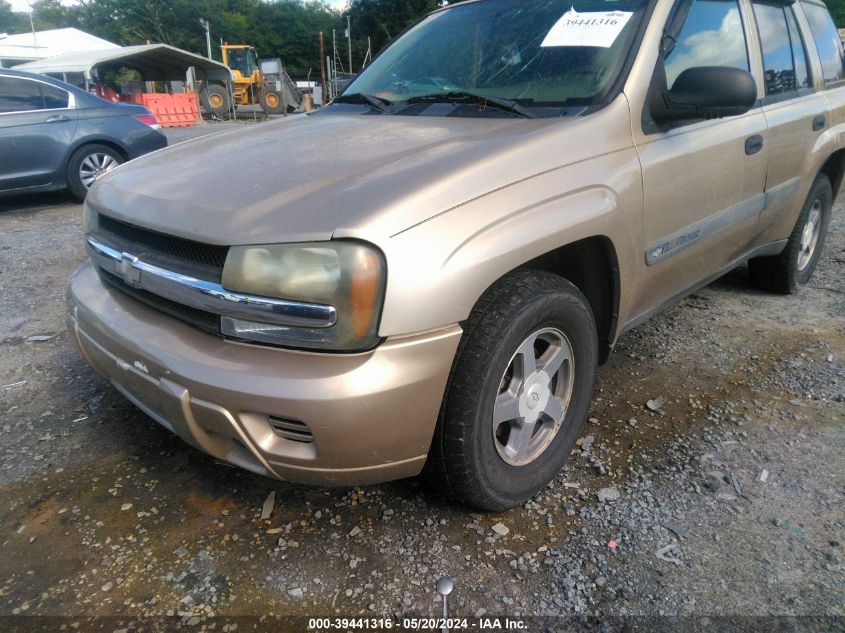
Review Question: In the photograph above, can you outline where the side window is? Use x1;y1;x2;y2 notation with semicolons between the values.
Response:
752;1;806;96
785;7;811;90
801;1;845;85
664;0;750;88
0;77;69;113
0;77;43;113
40;83;70;110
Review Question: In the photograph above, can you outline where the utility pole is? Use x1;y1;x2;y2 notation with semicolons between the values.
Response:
27;1;38;53
346;15;352;75
199;18;212;59
319;32;327;107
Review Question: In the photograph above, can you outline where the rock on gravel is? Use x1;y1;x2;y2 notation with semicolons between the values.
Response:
491;523;510;536
597;487;621;503
260;491;275;520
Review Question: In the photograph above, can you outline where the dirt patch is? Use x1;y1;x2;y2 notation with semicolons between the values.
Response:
0;190;842;622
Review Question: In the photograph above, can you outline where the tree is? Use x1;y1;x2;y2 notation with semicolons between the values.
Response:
344;0;476;72
75;0;198;47
249;0;341;76
830;1;844;28
347;0;439;58
30;0;81;30
0;0;28;33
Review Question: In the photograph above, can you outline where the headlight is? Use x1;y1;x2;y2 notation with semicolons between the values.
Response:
221;241;386;351
82;202;97;233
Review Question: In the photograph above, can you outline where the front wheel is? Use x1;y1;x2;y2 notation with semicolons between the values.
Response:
424;270;598;511
260;89;286;114
67;144;124;201
202;84;231;118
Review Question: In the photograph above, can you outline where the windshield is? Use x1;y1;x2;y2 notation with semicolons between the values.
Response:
228;48;258;76
344;0;650;116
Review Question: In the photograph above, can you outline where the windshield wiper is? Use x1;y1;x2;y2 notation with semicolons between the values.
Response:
405;91;537;118
332;93;393;112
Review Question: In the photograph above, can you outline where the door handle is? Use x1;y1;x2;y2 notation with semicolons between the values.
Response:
745;134;764;156
812;114;826;131
45;115;70;123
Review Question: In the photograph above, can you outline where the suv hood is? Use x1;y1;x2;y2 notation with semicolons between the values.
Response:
88;110;566;246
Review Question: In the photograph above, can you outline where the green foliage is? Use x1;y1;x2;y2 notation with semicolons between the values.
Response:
9;0;841;77
8;0;842;77
101;65;142;91
31;0;81;31
829;0;845;27
249;1;341;77
0;0;527;77
347;0;439;55
4;0;343;77
0;0;29;33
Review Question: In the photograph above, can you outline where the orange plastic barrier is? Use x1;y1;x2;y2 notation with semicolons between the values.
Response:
120;93;200;128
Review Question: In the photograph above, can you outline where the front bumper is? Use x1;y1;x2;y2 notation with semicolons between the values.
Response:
67;261;462;485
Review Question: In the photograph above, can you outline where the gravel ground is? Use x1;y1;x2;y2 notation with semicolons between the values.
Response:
0;130;842;631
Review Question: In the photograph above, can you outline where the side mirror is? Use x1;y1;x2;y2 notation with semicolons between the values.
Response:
652;66;757;123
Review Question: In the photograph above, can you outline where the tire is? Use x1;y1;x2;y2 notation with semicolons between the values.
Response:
748;174;833;294
66;144;124;201
260;89;286;115
423;270;598;511
202;84;231;118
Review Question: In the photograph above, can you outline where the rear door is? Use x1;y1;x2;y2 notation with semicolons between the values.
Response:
630;0;768;318
750;0;830;239
800;0;845;177
0;75;78;192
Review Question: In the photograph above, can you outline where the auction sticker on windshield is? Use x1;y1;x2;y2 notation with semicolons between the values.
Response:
541;9;633;48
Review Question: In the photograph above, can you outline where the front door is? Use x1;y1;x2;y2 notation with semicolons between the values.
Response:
0;75;78;192
630;0;768;319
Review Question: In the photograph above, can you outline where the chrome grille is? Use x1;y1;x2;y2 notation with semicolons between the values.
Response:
86;234;336;333
98;268;221;334
96;214;228;281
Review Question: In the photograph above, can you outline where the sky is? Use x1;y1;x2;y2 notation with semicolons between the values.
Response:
9;0;58;11
9;0;348;11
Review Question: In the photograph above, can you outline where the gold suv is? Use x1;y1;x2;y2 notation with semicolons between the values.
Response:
68;0;844;509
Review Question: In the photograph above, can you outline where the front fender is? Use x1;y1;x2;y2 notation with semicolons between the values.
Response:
375;148;644;337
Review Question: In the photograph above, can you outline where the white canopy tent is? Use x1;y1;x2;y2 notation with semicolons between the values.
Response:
15;43;232;85
0;28;117;68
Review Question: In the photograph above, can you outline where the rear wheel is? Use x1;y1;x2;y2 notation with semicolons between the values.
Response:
748;174;833;293
202;84;231;118
423;270;598;511
260;89;285;114
66;144;123;201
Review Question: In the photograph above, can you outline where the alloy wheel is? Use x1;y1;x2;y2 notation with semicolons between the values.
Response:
79;153;119;189
797;199;822;272
492;327;575;467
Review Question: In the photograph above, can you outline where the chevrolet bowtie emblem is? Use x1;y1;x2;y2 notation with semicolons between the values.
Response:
117;252;142;287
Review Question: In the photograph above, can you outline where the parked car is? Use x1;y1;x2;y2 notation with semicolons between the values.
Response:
68;0;843;509
0;69;166;200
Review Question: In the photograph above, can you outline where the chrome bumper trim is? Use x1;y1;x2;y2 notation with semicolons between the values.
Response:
86;235;337;328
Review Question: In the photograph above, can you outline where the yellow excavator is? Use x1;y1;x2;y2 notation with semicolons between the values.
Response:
202;43;301;116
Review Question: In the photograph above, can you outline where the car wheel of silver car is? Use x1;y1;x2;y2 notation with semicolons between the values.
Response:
67;144;124;201
748;173;833;294
424;270;598;511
